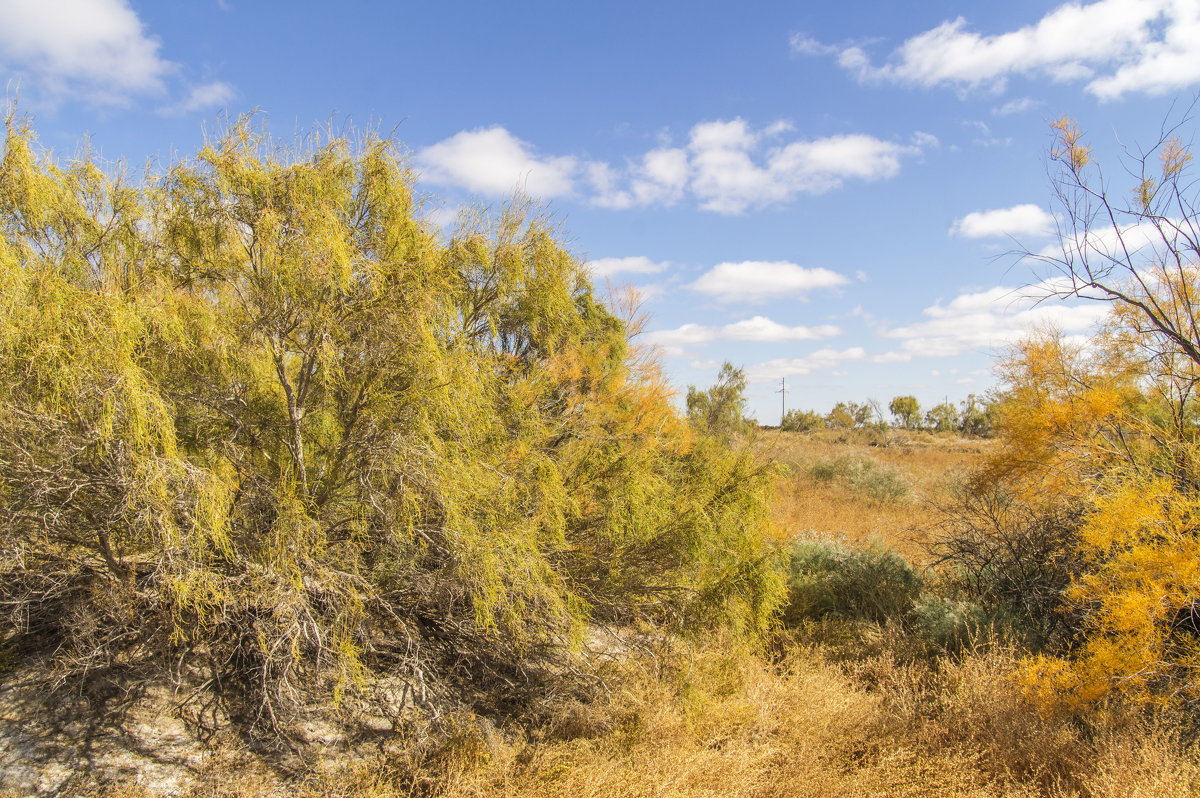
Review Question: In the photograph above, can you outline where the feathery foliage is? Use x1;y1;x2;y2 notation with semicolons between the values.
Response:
0;112;784;738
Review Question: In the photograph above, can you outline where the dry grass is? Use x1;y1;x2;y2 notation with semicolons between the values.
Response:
49;611;1200;798
435;640;1200;798
25;431;1200;798
757;429;990;561
227;638;1197;798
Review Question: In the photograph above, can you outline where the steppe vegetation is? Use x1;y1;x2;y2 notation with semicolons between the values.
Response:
4;109;1200;796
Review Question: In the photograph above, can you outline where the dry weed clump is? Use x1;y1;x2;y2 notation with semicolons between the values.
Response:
834;638;1200;798
1082;725;1200;798
397;642;1200;798
432;640;988;798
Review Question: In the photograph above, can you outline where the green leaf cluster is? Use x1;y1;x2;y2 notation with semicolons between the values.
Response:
686;362;750;438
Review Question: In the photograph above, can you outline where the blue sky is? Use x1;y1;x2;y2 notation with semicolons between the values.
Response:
3;0;1198;422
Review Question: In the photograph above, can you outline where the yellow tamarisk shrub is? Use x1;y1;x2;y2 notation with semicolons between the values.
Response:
0;111;784;737
993;324;1200;707
1016;468;1200;709
991;113;1200;710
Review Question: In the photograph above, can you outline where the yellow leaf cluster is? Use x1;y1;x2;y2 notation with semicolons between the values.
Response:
999;324;1200;707
1051;116;1092;171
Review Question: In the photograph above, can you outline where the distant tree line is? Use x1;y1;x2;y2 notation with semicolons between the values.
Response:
779;393;998;436
683;363;999;438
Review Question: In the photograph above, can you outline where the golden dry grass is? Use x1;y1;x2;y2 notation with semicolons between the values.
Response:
434;647;1006;798
42;431;1200;798
24;641;1200;798
260;639;1198;798
757;429;990;561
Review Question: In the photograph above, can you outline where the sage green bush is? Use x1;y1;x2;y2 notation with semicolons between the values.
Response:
782;539;922;627
805;455;908;503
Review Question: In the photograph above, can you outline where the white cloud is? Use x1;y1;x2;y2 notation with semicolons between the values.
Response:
591;147;691;209
748;348;867;381
764;120;796;137
646;316;842;353
994;97;1039;115
826;0;1200;100
692;260;850;302
688;119;924;214
585;256;670;278
422;204;462;230
630;284;666;303
418;118;928;214
723;317;842;341
0;1;237;110
1037;219;1176;270
951;204;1055;239
1087;2;1200;99
882;282;1109;358
911;131;940;149
790;32;838;56
871;351;913;364
417;127;581;199
0;0;172;104
157;80;234;116
645;324;713;354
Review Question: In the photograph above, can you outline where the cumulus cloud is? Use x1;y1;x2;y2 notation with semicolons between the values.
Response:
646;324;712;354
881;282;1109;359
0;0;234;109
871;351;914;364
817;0;1200;100
688;119;924;213
1036;219;1179;277
0;0;170;104
585;256;671;278
590;147;691;209
951;204;1054;239
417;127;581;199
912;131;940;149
722;316;842;341
748;348;867;381
419;118;928;214
692;261;850;302
646;316;842;354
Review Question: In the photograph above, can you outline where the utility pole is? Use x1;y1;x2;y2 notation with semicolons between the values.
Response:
777;377;787;425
